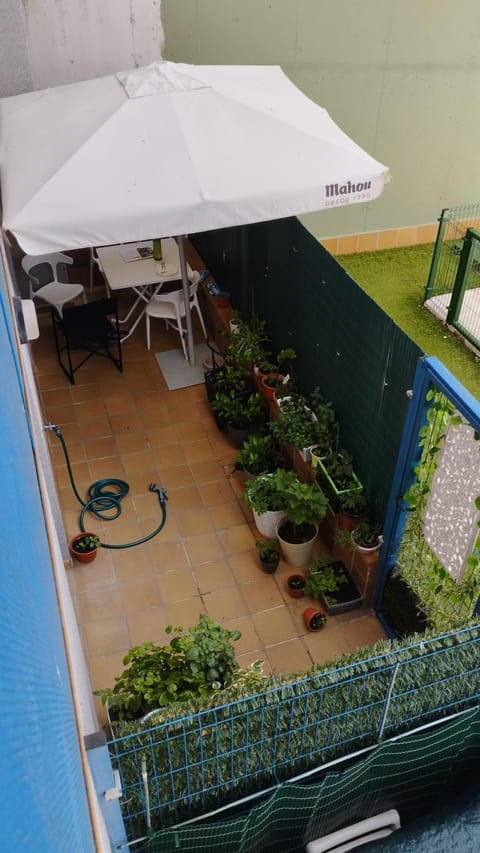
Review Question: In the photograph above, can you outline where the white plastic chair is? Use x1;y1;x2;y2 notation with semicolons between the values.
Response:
21;252;86;317
145;271;207;357
89;247;109;294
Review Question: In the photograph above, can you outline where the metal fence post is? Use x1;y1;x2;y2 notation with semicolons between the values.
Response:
424;208;448;300
446;227;478;325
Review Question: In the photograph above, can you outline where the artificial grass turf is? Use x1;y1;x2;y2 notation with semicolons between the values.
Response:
338;243;480;400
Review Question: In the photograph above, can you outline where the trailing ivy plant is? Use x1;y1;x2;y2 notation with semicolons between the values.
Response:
398;388;479;631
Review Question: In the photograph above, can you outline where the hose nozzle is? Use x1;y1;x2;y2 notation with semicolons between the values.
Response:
149;483;168;505
44;423;63;437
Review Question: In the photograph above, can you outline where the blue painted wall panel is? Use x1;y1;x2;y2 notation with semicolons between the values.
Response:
0;271;95;850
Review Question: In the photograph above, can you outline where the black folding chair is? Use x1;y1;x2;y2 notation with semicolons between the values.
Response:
52;297;123;384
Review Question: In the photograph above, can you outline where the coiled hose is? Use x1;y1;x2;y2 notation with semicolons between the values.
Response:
46;423;168;549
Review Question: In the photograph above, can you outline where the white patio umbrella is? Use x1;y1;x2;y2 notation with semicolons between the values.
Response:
0;61;389;363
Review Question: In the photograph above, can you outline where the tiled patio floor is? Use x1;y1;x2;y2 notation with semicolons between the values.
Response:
31;254;386;724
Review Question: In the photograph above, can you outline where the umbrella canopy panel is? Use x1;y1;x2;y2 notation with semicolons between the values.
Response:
0;61;389;255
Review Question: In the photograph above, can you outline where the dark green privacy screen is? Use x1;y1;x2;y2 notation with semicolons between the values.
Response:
145;707;480;853
192;219;422;518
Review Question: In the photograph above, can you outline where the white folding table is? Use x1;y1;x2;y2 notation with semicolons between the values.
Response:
96;238;194;340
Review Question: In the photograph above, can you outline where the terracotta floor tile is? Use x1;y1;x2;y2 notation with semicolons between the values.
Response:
194;559;235;594
42;387;73;408
149;540;189;572
200;479;236;507
84;615;130;656
218;524;256;555
157;569;199;603
266;639;313;676
342;614;387;651
147;425;180;448
118;575;163;612
168;485;203;510
237;650;271;674
79;583;124;623
174;508;214;537
104;394;140;417
80;415;113;439
115;432;150;455
73;557;116;592
207;501;247;529
189;459;227;484
177;420;210;442
166;598;206;629
47;402;77;425
203;587;248;623
155;464;194;490
303;620;351;665
229;550;263;583
182;437;217;463
184;533;224;565
126;605;171;646
252;606;298;646
240;575;285;614
89;650;127;691
224;616;263;655
121;449;157;476
114;550;155;582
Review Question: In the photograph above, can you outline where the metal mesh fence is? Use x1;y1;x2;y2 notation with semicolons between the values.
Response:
424;203;480;300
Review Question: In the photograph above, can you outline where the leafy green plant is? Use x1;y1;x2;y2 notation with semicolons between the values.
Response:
72;533;100;552
212;390;266;428
309;387;339;452
351;521;382;549
305;557;349;600
319;449;356;489
94;615;244;720
278;479;329;542
244;468;299;514
269;394;323;450
304;609;328;629
225;313;270;369
338;490;369;516
255;538;280;562
235;433;284;475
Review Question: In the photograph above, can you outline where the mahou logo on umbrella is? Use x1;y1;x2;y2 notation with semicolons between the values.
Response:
325;180;373;206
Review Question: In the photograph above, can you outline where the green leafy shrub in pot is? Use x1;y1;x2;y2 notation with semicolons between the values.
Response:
305;556;349;600
235;433;284;476
244;468;299;514
269;394;322;451
72;533;101;553
224;313;270;370
94;615;245;721
212;390;266;429
278;479;329;544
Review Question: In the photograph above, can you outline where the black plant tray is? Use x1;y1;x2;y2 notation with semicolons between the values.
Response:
320;561;363;615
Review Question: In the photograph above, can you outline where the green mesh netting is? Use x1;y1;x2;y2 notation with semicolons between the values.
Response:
145;707;480;853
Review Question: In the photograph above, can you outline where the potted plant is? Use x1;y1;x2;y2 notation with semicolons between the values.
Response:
351;521;383;553
256;538;280;573
337;490;369;531
276;478;329;566
261;348;297;403
244;467;298;537
303;607;328;631
308;387;339;457
269;394;322;461
225;313;270;371
69;532;101;563
211;389;267;447
306;554;363;614
235;433;284;477
94;614;244;723
286;573;306;598
315;448;363;505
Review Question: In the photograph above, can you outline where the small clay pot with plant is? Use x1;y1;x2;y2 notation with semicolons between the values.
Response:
255;538;280;573
69;532;101;563
303;607;328;632
286;574;306;598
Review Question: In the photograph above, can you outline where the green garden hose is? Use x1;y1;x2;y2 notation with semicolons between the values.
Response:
45;423;168;549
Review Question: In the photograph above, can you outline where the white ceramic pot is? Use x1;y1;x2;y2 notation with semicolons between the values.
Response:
253;508;287;539
276;519;319;567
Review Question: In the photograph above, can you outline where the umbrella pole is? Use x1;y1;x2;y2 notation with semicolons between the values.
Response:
178;235;196;366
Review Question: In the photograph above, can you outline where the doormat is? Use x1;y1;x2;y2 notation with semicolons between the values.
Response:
155;342;211;390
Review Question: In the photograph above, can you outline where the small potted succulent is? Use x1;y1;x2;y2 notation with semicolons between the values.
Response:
303;607;328;632
69;532;101;563
255;538;280;573
286;574;307;598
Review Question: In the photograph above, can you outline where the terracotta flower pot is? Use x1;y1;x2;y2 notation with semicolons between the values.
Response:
303;607;327;632
69;532;99;563
286;574;306;598
261;374;285;403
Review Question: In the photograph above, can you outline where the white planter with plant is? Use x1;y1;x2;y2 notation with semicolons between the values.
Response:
275;479;329;567
244;468;298;537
